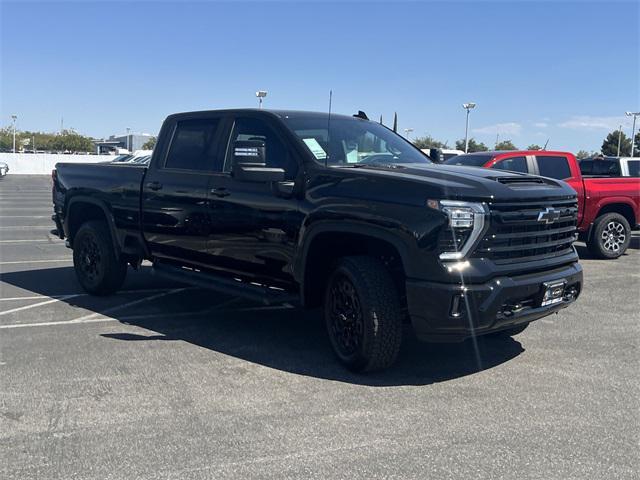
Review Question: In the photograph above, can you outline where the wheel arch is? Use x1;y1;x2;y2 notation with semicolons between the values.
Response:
296;222;412;308
66;196;121;258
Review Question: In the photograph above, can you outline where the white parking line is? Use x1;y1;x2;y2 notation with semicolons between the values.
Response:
0;288;186;302
0;216;50;219
0;239;64;243
0;226;53;230
0;288;188;329
0;258;70;265
0;295;80;316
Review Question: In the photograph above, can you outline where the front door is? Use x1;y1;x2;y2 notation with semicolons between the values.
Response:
205;115;302;285
142;115;228;265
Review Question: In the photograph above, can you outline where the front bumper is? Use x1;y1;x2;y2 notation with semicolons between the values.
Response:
406;262;582;342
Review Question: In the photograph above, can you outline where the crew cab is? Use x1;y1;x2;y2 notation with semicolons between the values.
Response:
52;110;582;372
445;150;640;259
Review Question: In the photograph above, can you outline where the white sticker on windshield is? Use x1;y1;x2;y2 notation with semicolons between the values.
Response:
302;138;327;160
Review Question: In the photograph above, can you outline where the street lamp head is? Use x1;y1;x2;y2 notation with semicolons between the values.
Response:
462;103;476;110
11;114;17;121
625;111;640;116
256;91;268;98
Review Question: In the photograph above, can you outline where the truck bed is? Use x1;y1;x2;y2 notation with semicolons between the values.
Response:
53;162;147;242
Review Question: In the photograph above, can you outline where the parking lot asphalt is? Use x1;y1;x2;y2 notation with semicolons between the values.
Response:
1;174;638;479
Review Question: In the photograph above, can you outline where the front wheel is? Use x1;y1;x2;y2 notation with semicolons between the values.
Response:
73;221;127;295
324;256;403;372
586;212;631;259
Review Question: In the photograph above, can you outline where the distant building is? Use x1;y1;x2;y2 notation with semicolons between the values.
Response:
94;133;155;154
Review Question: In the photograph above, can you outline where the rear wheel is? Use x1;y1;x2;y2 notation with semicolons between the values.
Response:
486;323;529;338
73;221;127;295
587;212;630;259
324;256;403;372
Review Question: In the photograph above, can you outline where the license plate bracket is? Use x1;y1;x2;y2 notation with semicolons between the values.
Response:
541;280;566;306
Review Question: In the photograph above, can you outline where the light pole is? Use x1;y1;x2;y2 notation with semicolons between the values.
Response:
626;111;640;157
126;127;131;152
462;103;476;153
11;114;17;153
404;128;414;140
256;90;267;109
617;124;622;156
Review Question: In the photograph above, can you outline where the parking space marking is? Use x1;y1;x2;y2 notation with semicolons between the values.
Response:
1;216;50;219
0;288;189;329
0;258;70;265
0;226;54;230
0;288;186;302
0;295;81;316
0;239;64;243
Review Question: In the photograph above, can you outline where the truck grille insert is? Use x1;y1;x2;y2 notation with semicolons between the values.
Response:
475;199;578;264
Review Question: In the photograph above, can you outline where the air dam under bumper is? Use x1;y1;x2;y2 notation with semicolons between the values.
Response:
406;263;582;342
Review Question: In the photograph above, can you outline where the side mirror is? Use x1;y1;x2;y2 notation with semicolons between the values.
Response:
231;140;285;182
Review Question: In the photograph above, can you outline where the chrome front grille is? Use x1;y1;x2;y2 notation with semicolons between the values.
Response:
475;198;578;264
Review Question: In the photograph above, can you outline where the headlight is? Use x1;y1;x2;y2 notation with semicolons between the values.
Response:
429;200;487;260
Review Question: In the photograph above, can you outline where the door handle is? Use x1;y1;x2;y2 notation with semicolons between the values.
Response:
210;187;230;197
146;181;163;191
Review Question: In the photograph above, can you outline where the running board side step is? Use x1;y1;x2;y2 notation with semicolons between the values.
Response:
152;262;299;306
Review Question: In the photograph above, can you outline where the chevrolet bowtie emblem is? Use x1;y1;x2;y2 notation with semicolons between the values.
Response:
537;207;561;224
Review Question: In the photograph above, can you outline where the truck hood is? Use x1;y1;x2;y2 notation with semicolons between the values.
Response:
341;162;577;202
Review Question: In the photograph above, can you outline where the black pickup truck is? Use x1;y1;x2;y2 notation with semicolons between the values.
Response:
52;109;582;372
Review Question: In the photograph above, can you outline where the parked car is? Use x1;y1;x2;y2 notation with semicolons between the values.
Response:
578;156;640;177
0;161;8;177
52;110;582;372
445;150;640;258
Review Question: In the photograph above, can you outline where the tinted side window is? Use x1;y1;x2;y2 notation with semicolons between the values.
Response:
444;154;492;167
492;156;528;173
579;160;593;175
537;155;572;179
627;160;640;177
165;118;221;171
593;160;621;176
226;117;297;179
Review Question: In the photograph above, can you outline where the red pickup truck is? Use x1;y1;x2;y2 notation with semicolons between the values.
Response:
445;150;640;259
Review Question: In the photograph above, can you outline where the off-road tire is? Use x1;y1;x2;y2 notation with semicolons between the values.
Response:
586;212;630;259
73;221;127;295
324;256;403;372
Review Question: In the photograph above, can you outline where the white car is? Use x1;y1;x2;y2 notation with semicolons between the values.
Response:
0;162;8;177
619;157;640;177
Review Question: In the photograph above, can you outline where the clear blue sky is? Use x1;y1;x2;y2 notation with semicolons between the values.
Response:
1;0;638;152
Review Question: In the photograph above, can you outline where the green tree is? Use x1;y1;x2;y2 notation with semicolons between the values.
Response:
413;135;447;150
494;139;517;150
634;132;640;157
142;137;157;150
455;138;488;152
527;144;542;150
601;129;631;156
575;150;598;159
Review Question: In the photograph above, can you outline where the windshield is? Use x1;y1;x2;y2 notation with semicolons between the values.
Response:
282;115;430;166
444;153;492;167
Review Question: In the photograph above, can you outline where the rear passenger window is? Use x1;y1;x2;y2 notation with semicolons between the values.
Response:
593;160;621;176
537;155;572;179
579;160;593;175
492;156;528;173
628;160;640;177
165;118;222;171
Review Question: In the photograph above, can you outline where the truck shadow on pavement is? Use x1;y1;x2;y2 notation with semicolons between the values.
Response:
2;266;524;387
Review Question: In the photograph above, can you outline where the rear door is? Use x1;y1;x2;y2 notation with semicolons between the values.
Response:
142;114;229;265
